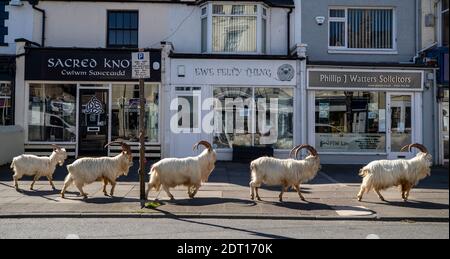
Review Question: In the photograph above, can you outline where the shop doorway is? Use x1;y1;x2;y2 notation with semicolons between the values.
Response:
78;87;109;157
439;89;449;165
387;93;415;159
171;87;202;158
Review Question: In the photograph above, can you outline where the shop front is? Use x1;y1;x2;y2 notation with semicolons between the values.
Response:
307;68;425;164
22;47;162;158
167;56;299;160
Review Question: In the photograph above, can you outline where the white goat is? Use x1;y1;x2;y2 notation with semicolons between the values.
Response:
146;141;217;201
357;143;432;202
10;145;68;191
250;145;321;202
61;142;133;199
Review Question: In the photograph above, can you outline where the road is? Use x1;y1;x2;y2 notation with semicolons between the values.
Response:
0;218;448;239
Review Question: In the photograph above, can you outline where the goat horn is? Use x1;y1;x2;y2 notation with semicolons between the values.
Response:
408;143;428;154
51;144;61;150
400;145;410;152
105;141;132;154
295;144;318;159
193;141;213;152
289;145;303;159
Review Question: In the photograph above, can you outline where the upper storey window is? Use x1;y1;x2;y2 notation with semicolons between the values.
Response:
107;11;139;48
329;7;396;52
202;3;268;54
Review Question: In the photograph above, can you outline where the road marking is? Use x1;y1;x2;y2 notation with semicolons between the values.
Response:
366;234;380;239
66;234;80;239
333;205;374;217
319;172;348;187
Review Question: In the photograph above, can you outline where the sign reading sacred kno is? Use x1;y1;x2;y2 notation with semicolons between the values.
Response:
22;47;162;159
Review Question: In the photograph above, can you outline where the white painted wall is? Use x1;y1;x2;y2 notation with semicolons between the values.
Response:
1;2;35;55
4;1;291;55
0;126;24;165
421;0;439;50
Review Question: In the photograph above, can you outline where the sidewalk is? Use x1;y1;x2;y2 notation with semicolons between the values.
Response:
0;162;448;221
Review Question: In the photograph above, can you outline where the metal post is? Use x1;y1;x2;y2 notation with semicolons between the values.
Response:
138;48;146;202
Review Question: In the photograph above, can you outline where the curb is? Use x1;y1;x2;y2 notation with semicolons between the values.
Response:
0;212;448;222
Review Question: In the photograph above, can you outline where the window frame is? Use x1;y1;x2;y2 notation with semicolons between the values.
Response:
438;0;449;47
0;1;8;46
0;81;13;125
201;2;269;54
212;85;295;150
328;6;397;54
106;10;139;49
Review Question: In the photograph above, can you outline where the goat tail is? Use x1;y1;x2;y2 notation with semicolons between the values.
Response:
148;166;161;191
359;168;370;178
10;159;15;169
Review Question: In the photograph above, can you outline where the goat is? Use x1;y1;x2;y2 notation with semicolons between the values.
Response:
250;145;321;202
61;142;133;199
146;141;217;201
357;143;432;202
11;145;67;191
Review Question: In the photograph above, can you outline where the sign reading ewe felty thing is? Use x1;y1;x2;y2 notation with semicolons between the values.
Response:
25;48;161;82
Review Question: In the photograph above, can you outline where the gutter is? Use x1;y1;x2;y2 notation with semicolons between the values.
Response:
32;4;46;47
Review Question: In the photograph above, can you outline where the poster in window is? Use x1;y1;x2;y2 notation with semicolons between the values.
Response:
319;103;330;119
378;109;386;132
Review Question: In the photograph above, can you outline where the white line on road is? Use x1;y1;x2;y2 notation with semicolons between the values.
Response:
65;234;80;239
319;172;348;187
366;234;380;239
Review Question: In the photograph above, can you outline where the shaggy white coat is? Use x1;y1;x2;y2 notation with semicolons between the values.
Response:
250;155;321;202
61;152;133;199
357;152;432;202
146;148;217;200
11;149;68;190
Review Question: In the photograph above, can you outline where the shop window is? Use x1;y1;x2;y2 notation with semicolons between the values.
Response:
315;91;387;153
0;1;7;46
0;82;12;125
111;84;159;143
202;4;268;54
28;84;77;142
213;87;294;149
107;11;139;48
329;8;395;50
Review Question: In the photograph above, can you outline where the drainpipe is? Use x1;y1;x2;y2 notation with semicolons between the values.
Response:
413;0;420;63
32;4;46;47
287;8;293;56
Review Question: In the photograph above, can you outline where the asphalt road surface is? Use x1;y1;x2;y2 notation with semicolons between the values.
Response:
0;218;448;239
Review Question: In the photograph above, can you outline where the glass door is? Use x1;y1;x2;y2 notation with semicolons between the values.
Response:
171;87;202;158
78;88;109;157
441;89;449;165
387;93;414;159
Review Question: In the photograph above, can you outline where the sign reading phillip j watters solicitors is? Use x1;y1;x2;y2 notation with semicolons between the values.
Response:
308;69;424;91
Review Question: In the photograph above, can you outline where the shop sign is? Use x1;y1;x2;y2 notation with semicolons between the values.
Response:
172;59;297;86
308;69;423;91
132;52;151;79
25;48;161;82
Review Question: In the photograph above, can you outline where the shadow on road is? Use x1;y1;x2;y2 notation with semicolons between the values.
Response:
158;197;257;207
150;208;293;239
361;200;449;210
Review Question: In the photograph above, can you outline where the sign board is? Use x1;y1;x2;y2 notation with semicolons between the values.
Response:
308;69;424;91
25;48;161;82
171;59;297;86
132;52;151;79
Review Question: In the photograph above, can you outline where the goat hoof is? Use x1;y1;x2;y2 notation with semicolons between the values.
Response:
257;197;262;201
